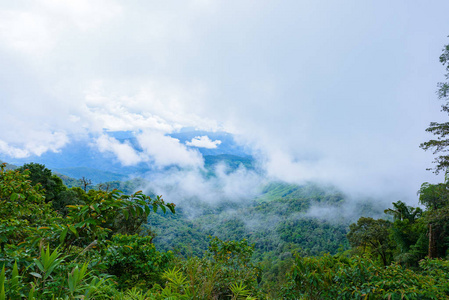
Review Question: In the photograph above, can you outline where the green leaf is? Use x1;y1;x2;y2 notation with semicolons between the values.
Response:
131;207;137;217
60;228;68;244
30;272;42;278
28;285;35;300
136;206;144;215
68;225;78;237
34;259;45;273
10;193;19;202
144;205;150;215
168;204;176;214
93;203;101;214
0;266;5;296
85;219;98;225
11;261;19;290
0;284;4;300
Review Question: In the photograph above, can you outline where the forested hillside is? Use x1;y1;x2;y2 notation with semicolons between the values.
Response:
3;158;449;299
148;182;353;258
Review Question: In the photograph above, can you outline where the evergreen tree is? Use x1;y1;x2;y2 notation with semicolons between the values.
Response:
420;41;449;174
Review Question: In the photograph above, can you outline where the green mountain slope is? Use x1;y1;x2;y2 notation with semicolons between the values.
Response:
147;182;357;261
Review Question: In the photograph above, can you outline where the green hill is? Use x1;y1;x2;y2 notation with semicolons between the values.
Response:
53;167;127;184
148;182;355;260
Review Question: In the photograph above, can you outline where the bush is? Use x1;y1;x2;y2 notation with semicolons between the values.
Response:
102;234;174;289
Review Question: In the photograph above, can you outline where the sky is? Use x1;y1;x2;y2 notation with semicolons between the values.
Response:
1;0;449;204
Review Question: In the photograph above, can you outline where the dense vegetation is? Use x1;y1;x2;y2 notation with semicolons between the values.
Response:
3;160;449;299
2;161;449;299
0;163;265;299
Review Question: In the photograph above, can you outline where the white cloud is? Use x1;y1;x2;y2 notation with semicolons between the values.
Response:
94;131;207;168
186;136;221;149
137;131;204;169
1;0;449;203
0;131;68;158
0;10;54;55
146;163;264;208
80;80;218;133
0;140;30;158
0;0;121;57
39;0;122;31
95;134;145;166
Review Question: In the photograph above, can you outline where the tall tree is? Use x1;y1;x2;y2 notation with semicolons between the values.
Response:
347;217;392;266
418;39;449;259
420;42;449;174
385;201;426;264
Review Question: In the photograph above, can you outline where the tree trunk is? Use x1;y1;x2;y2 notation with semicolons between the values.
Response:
428;223;437;258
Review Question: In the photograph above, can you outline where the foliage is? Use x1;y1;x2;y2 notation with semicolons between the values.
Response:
172;237;260;300
5;148;449;300
16;163;67;204
420;41;449;174
0;163;176;299
53;187;88;216
102;234;173;289
347;217;392;266
149;183;352;260
384;200;422;222
0;164;59;269
283;254;449;299
59;175;148;195
60;189;175;251
0;245;116;299
419;180;449;210
418;176;449;258
384;201;427;265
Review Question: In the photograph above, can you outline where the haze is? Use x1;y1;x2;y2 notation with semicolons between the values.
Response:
2;0;449;204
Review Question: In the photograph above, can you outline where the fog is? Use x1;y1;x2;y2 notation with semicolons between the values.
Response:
2;1;449;205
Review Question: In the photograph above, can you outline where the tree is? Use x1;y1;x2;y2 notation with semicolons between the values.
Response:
418;175;449;211
418;40;449;258
385;201;426;265
16;163;70;216
103;234;173;289
347;217;392;266
384;200;422;222
80;176;93;192
16;163;67;202
52;187;87;216
418;177;449;258
420;41;449;174
0;164;57;255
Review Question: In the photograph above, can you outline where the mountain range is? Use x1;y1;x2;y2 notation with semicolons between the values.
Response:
0;130;253;183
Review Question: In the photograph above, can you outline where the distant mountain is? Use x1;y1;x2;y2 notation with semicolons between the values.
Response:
53;167;128;184
204;154;255;170
0;130;254;182
0;160;17;170
0;137;146;174
256;182;343;202
148;181;352;259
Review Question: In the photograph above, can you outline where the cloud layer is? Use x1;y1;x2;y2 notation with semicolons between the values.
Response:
2;1;449;202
